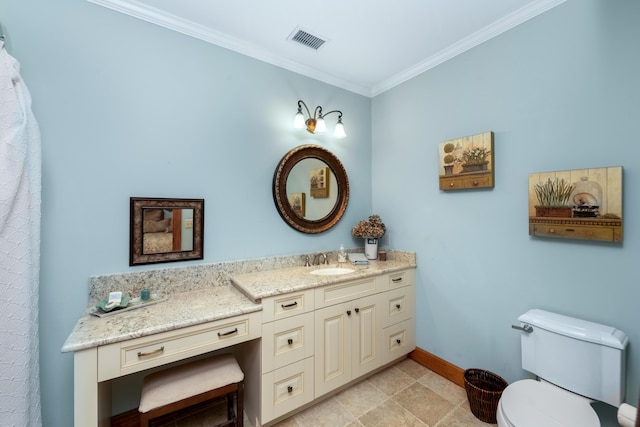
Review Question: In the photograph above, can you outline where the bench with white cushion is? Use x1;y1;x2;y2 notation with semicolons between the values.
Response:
138;353;244;427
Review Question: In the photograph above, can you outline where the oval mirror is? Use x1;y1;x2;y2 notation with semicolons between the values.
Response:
273;145;349;234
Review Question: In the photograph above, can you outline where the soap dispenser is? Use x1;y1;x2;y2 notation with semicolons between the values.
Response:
338;244;347;263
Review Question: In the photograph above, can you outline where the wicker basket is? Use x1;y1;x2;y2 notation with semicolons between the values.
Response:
463;369;508;424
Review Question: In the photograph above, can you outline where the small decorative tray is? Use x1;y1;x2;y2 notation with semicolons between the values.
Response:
91;294;167;318
95;296;131;312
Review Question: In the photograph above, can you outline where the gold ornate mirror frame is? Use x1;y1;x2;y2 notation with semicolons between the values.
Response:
273;145;349;234
130;197;204;266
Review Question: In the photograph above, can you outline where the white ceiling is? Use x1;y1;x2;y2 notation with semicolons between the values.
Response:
87;0;566;97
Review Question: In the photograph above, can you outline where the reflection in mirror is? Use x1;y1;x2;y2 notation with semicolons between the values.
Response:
273;145;349;234
130;198;204;266
286;159;338;221
141;208;194;254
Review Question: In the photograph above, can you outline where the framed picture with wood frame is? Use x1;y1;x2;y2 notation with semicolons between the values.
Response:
528;166;622;242
310;166;330;198
287;192;306;217
439;131;494;191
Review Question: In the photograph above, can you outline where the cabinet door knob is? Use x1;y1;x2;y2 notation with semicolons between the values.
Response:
346;310;351;316
354;308;360;313
287;386;293;393
472;180;479;186
287;338;293;345
450;182;455;187
396;304;401;309
396;339;402;344
549;228;556;233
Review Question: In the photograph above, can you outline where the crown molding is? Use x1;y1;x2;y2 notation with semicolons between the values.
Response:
372;0;567;96
86;0;372;96
87;0;566;98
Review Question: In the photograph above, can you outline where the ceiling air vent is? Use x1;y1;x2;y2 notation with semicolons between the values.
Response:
288;27;327;51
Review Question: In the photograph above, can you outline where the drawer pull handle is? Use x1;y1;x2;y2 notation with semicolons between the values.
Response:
346;310;351;316
137;346;164;358
396;339;402;344
396;304;401;309
565;228;575;232
392;277;403;283
354;308;360;313
281;301;298;309
287;386;293;393
287;338;293;345
218;328;238;337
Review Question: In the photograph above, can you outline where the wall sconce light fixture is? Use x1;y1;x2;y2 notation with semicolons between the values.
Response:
294;100;346;138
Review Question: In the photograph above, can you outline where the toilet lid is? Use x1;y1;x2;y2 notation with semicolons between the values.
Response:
500;380;600;427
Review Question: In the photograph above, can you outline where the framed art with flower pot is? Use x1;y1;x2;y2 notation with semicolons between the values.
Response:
439;131;494;190
528;166;623;242
310;166;330;198
287;192;305;217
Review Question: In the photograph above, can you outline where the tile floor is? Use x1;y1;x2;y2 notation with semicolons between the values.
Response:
154;357;496;427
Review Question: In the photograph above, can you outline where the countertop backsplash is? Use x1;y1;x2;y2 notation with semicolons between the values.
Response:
89;249;415;304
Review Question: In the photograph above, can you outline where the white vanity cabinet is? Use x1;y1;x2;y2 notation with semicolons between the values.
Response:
251;267;416;426
259;289;316;424
314;278;383;397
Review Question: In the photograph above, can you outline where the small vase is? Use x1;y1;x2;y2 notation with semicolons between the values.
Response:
364;238;378;260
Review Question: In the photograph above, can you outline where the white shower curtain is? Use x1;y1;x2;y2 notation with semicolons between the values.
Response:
0;39;42;426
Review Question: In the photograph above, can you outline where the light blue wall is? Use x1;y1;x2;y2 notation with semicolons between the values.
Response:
3;0;639;425
372;0;640;418
2;1;371;426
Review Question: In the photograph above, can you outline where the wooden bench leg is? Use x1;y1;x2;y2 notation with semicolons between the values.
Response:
237;381;243;427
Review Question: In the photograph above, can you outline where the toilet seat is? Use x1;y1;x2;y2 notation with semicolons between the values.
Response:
499;379;600;427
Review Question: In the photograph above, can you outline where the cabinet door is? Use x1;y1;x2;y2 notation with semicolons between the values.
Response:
351;293;383;378
262;312;314;373
383;319;415;364
314;302;351;397
261;357;314;423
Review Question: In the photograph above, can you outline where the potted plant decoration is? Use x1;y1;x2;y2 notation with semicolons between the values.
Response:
352;214;386;259
443;142;456;175
533;177;575;217
461;146;491;173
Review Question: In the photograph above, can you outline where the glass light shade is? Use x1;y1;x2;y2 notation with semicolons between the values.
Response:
315;117;327;134
294;111;305;129
334;120;346;138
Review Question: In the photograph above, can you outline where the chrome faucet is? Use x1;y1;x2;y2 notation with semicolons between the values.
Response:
312;253;328;265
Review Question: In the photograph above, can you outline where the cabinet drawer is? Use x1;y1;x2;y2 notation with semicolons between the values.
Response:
262;289;314;323
262;312;314;373
315;277;378;308
380;269;415;290
382;319;415;365
261;357;314;423
462;175;493;188
382;286;413;328
98;311;261;381
531;223;619;241
440;174;493;190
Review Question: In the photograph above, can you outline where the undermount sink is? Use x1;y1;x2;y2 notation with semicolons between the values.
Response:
309;267;355;276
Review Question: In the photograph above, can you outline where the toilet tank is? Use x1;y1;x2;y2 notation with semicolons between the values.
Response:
518;309;628;407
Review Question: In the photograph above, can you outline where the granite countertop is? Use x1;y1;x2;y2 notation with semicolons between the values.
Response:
61;284;261;353
232;258;416;303
62;252;416;353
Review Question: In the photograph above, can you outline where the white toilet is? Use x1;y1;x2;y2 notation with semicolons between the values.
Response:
497;309;630;427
